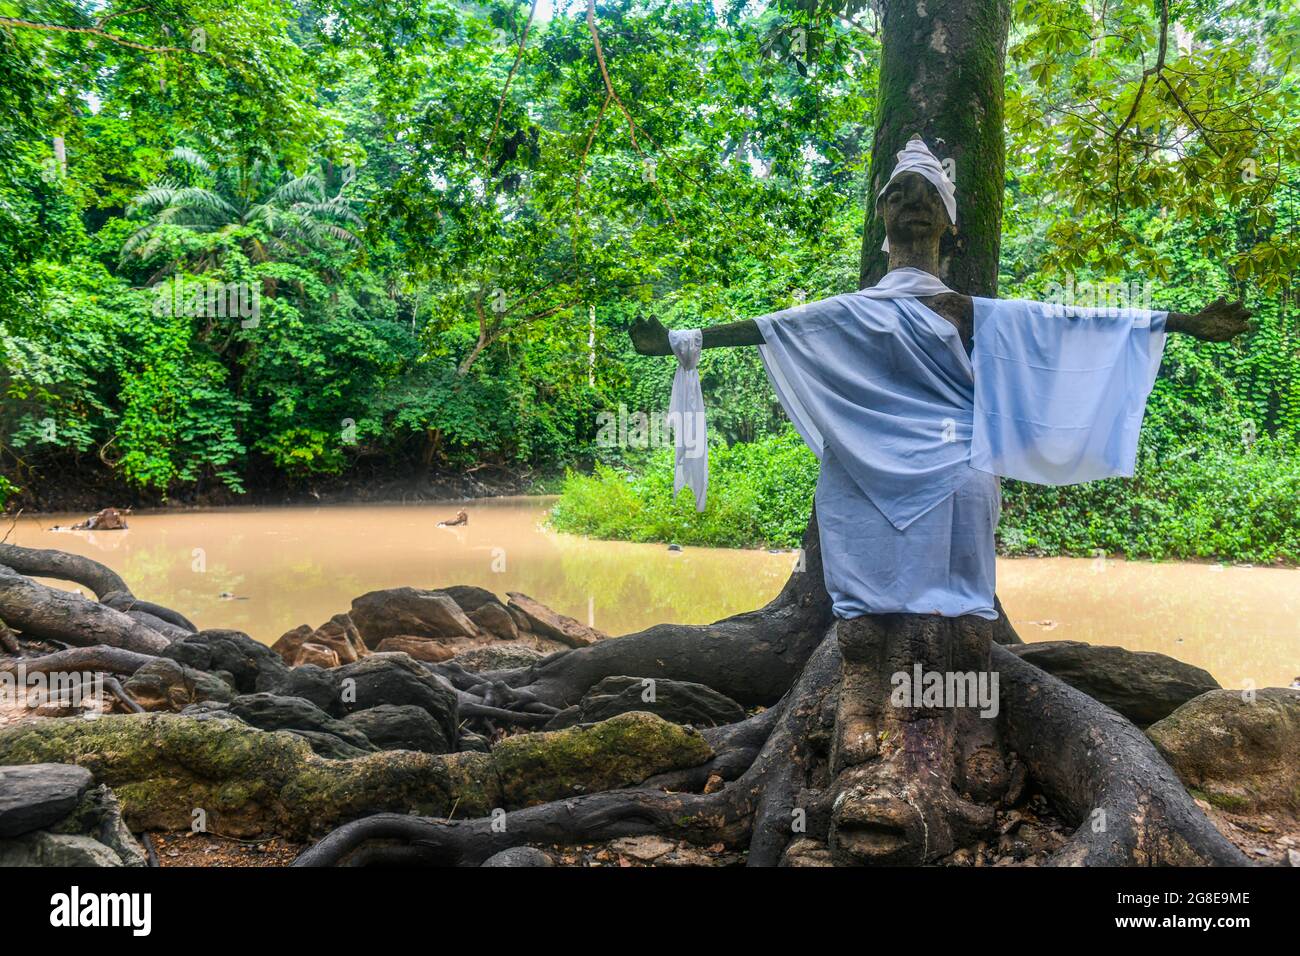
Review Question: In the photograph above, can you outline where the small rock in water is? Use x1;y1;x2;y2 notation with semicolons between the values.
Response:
667;543;682;552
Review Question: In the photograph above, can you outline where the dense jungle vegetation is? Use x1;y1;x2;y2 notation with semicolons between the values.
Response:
1;0;1297;559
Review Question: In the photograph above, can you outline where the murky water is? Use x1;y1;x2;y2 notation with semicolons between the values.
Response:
7;499;1296;688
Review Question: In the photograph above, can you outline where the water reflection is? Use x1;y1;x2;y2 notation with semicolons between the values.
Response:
8;499;1296;688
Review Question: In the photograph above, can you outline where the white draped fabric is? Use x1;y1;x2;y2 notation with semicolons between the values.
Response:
665;267;1167;619
668;327;708;511
754;270;1166;619
969;298;1168;484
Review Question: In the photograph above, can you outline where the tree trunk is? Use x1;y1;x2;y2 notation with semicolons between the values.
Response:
859;0;1010;294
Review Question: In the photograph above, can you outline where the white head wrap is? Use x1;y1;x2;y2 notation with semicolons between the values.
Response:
878;136;956;253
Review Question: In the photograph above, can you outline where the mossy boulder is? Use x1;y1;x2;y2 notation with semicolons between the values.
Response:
0;714;497;838
1147;687;1300;814
492;711;713;806
0;710;713;838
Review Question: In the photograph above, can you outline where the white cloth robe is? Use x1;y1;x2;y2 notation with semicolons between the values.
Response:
754;270;1167;620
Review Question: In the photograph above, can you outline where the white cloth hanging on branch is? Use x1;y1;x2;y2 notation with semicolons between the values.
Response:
668;327;708;511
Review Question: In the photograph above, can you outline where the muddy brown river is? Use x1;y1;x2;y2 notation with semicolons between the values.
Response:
8;498;1297;688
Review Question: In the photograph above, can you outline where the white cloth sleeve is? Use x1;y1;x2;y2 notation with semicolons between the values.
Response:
970;298;1168;485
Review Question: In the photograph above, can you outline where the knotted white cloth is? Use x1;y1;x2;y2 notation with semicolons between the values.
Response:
878;137;957;253
668;328;708;511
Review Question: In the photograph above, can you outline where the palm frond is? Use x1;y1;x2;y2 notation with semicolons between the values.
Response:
169;146;213;176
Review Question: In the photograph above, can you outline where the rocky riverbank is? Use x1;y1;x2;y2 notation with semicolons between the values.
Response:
1;556;1296;867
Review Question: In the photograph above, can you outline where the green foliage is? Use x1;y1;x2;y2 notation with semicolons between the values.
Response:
0;0;1296;570
553;425;1300;563
998;434;1300;563
550;428;819;550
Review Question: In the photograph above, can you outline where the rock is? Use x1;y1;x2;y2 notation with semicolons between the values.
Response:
343;704;451;754
491;711;712;807
469;601;519;641
310;613;368;664
781;838;834;867
350;587;481;647
459;732;491;752
0;831;125;867
273;615;368;668
50;784;147;867
609;835;675;862
375;635;455;663
227;693;374;755
164;629;290;694
122;658;235;711
1008;641;1219;726
1288;849;1300;868
505;604;534;635
450;644;546;673
1147;687;1300;813
277;654;459;748
0;773;146;867
271;664;338;713
0;763;93;837
481;846;554;867
335;653;458;725
295;642;340;669
545;676;746;730
441;585;500;614
272;625;315;663
69;507;129;531
506;592;607;648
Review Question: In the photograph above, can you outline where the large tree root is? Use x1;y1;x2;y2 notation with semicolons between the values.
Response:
993;645;1249;866
294;632;843;866
0;542;134;599
0;531;1246;868
429;514;836;717
0;542;190;655
0;565;171;654
0;710;712;839
298;610;1248;868
0;645;157;677
826;614;1017;865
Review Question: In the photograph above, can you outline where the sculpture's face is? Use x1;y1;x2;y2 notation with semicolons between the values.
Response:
878;171;951;249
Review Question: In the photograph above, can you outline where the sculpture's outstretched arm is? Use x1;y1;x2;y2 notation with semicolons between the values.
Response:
1165;296;1251;342
629;315;763;356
